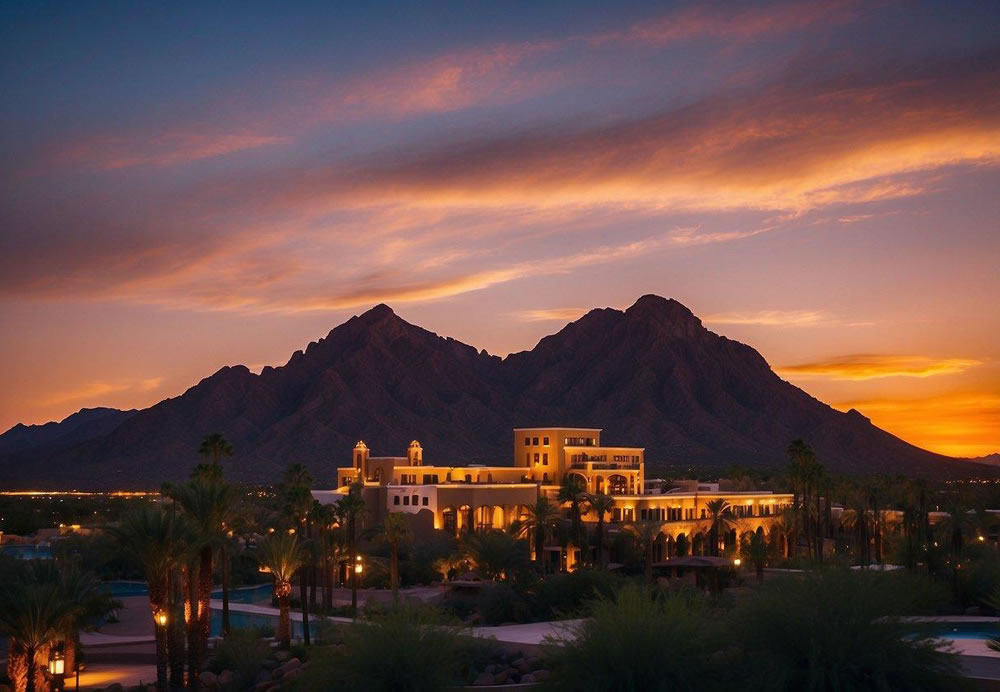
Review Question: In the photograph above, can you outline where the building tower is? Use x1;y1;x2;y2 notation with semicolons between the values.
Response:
354;441;369;479
408;440;423;466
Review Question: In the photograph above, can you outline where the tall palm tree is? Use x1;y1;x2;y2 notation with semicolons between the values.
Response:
109;505;187;690
378;512;412;605
557;475;588;563
787;439;822;559
459;530;528;581
840;491;873;566
586;493;615;569
740;530;770;583
199;432;233;466
516;496;560;572
256;533;305;649
281;464;315;644
169;478;238;673
704;498;735;557
337;482;367;613
777;507;800;559
625;522;663;583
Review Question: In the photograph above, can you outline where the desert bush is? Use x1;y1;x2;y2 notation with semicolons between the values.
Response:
211;628;272;687
476;582;531;625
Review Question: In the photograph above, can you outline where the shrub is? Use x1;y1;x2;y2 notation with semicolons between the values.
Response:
211;628;272;688
289;603;490;692
531;568;622;620
543;584;720;691
730;569;961;691
476;583;531;625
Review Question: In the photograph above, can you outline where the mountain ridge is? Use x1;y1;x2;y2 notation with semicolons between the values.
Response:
1;296;994;489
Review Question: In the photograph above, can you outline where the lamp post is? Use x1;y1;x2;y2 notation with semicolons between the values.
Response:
351;554;363;616
48;647;66;692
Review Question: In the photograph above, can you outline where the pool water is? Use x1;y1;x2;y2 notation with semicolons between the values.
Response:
210;610;306;638
926;623;1000;640
104;581;274;604
0;545;53;559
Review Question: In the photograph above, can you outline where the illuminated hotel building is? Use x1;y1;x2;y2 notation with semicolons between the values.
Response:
314;427;794;565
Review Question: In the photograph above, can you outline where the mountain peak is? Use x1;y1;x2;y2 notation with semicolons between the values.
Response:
624;294;703;337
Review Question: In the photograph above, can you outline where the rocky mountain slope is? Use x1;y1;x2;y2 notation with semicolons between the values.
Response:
1;296;993;488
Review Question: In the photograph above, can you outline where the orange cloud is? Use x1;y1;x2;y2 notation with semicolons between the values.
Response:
833;392;1000;458
515;307;591;322
704;310;876;327
777;355;982;380
39;376;165;406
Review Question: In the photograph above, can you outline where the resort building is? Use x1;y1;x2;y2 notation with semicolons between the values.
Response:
314;426;795;567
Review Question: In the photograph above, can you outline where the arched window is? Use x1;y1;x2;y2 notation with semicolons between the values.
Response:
608;475;628;495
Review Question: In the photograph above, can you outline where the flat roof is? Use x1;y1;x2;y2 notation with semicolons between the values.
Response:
513;427;602;431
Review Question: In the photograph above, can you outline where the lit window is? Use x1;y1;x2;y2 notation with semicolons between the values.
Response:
543;436;549;445
534;453;540;463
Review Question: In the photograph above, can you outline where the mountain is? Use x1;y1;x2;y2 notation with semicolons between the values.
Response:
968;453;1000;467
0;296;994;489
0;407;137;456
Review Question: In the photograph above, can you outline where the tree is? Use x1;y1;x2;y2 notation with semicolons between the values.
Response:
516;496;561;572
777;507;800;560
0;583;71;692
460;530;530;581
256;532;305;648
703;498;735;557
281;464;315;644
378;512;412;604
337;482;367;614
586;493;615;569
625;522;663;583
787;440;823;561
740;530;769;583
169;478;238;672
558;475;589;563
109;505;187;690
199;432;233;467
840;490;873;567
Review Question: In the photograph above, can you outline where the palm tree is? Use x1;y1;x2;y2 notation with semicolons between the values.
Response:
625;521;663;583
337;482;367;613
840;492;873;567
516;496;561;572
777;507;800;559
378;512;412;604
704;498;735;557
787;439;822;559
586;493;615;569
740;530;769;583
256;532;305;649
199;432;233;466
0;583;71;692
169;478;238;673
460;530;529;581
281;464;315;644
558;475;588;563
109;505;187;690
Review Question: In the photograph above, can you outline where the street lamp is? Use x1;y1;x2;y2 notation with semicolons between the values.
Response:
155;608;168;627
354;555;364;575
733;558;742;567
49;649;65;691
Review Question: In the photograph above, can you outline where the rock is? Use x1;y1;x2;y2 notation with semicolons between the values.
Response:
473;672;495;686
283;669;300;682
964;606;983;616
256;670;272;685
531;669;550;681
493;669;508;684
218;670;233;687
263;660;279;670
521;674;536;684
274;650;290;662
514;658;532;675
254;681;273;692
271;668;285;681
485;663;498;674
282;657;301;672
199;671;217;688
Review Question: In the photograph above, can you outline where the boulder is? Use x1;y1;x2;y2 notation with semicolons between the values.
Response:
473;672;495;686
271;668;285;681
531;669;550;681
274;650;290;662
520;674;536;684
493;669;508;684
282;658;301;672
283;669;300;683
218;670;234;687
513;658;532;675
198;671;217;688
255;670;272;685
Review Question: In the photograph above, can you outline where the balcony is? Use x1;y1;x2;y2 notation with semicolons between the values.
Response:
570;459;640;470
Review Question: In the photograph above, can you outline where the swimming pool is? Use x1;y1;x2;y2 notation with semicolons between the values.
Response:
925;622;1000;641
104;581;274;604
0;545;54;559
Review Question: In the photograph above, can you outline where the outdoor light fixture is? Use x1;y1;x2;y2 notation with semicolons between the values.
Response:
155;609;168;627
733;558;742;567
978;535;985;542
48;651;65;676
355;555;363;574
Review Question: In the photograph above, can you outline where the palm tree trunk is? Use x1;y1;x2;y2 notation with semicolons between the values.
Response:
25;645;36;692
149;577;169;691
185;561;199;685
298;567;311;646
277;584;291;649
198;546;212;665
597;517;606;569
167;567;185;690
221;544;231;636
323;556;332;612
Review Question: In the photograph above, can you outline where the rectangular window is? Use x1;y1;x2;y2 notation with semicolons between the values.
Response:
524;437;530;445
412;493;418;503
532;437;539;445
422;496;429;506
543;436;549;445
640;508;648;520
542;453;548;466
393;495;400;505
534;453;540;463
526;453;531;464
403;496;409;505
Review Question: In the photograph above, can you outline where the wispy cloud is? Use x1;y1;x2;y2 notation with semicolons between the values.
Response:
777;354;982;380
39;376;165;406
514;307;590;322
704;310;875;327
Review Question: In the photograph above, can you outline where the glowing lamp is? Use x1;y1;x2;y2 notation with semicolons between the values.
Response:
733;558;742;567
355;555;363;574
155;609;168;627
978;535;985;542
48;651;65;676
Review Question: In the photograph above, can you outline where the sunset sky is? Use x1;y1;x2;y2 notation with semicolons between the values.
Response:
1;1;998;457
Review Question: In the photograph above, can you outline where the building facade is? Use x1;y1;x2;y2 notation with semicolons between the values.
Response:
315;426;795;564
